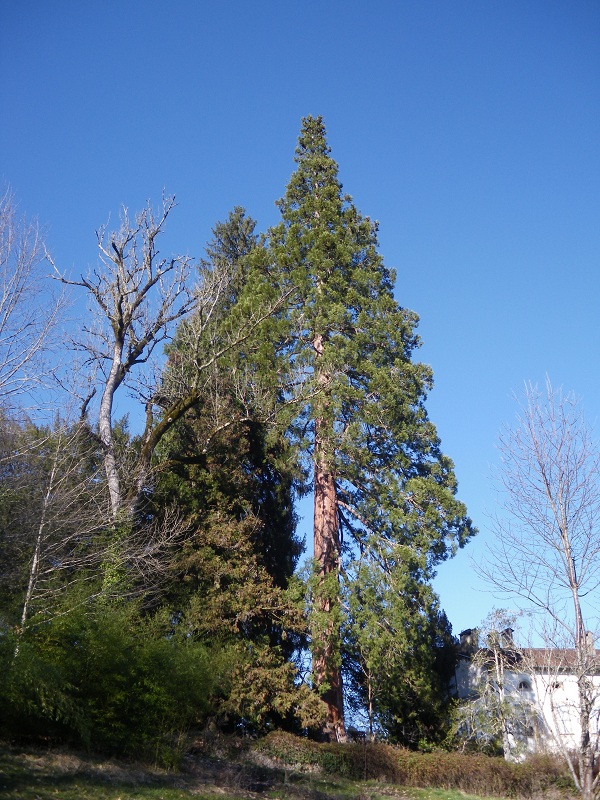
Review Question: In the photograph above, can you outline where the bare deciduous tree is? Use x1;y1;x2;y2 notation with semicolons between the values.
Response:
51;196;198;518
0;418;104;632
52;196;293;521
0;189;64;406
481;380;600;799
0;416;187;655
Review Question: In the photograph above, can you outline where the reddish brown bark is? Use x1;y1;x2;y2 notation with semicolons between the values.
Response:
312;333;346;742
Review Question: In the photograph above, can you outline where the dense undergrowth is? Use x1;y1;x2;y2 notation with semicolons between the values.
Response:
0;744;504;800
252;731;576;799
0;735;578;800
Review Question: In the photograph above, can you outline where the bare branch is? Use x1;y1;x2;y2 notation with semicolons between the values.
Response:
53;197;197;518
0;188;66;407
477;380;600;797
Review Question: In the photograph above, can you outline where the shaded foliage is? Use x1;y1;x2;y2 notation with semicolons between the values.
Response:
151;208;321;733
0;593;225;765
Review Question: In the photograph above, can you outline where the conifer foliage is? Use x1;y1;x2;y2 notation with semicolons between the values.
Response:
154;208;320;732
268;116;474;740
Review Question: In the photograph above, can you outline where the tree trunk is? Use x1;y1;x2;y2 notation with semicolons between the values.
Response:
313;453;346;740
312;332;346;741
577;670;596;799
15;444;60;658
98;347;124;519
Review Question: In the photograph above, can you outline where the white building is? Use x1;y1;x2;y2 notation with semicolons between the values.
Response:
453;628;600;759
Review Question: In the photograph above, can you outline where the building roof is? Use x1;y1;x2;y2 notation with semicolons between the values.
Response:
458;627;600;674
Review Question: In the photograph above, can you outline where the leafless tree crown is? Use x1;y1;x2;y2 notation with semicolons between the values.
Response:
0;189;65;407
479;380;600;799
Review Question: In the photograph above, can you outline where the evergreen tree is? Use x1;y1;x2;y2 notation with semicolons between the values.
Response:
344;566;456;744
268;116;475;740
155;209;323;732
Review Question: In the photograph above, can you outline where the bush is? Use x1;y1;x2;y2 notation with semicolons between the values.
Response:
254;731;403;781
0;599;230;765
254;731;575;798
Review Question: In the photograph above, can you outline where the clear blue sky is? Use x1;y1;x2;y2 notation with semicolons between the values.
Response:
2;1;599;637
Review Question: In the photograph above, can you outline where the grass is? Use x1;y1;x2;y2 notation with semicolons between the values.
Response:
0;746;503;800
0;749;194;800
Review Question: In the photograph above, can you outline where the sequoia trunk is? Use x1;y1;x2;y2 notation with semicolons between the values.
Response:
312;332;346;741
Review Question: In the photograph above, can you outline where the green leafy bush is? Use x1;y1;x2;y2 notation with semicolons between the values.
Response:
0;598;230;765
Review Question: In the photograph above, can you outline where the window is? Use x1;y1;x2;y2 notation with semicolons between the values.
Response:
518;680;531;692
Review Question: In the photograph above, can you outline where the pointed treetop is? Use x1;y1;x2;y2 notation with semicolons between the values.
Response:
277;116;344;217
295;115;331;161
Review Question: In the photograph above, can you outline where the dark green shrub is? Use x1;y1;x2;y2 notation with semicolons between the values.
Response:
0;599;230;765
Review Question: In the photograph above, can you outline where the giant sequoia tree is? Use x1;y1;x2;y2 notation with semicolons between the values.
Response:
269;116;475;740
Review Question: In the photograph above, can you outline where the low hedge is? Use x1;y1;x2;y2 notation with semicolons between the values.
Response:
254;731;575;798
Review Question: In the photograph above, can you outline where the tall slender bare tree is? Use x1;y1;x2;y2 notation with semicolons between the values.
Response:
481;380;600;799
0;189;64;407
52;196;197;518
